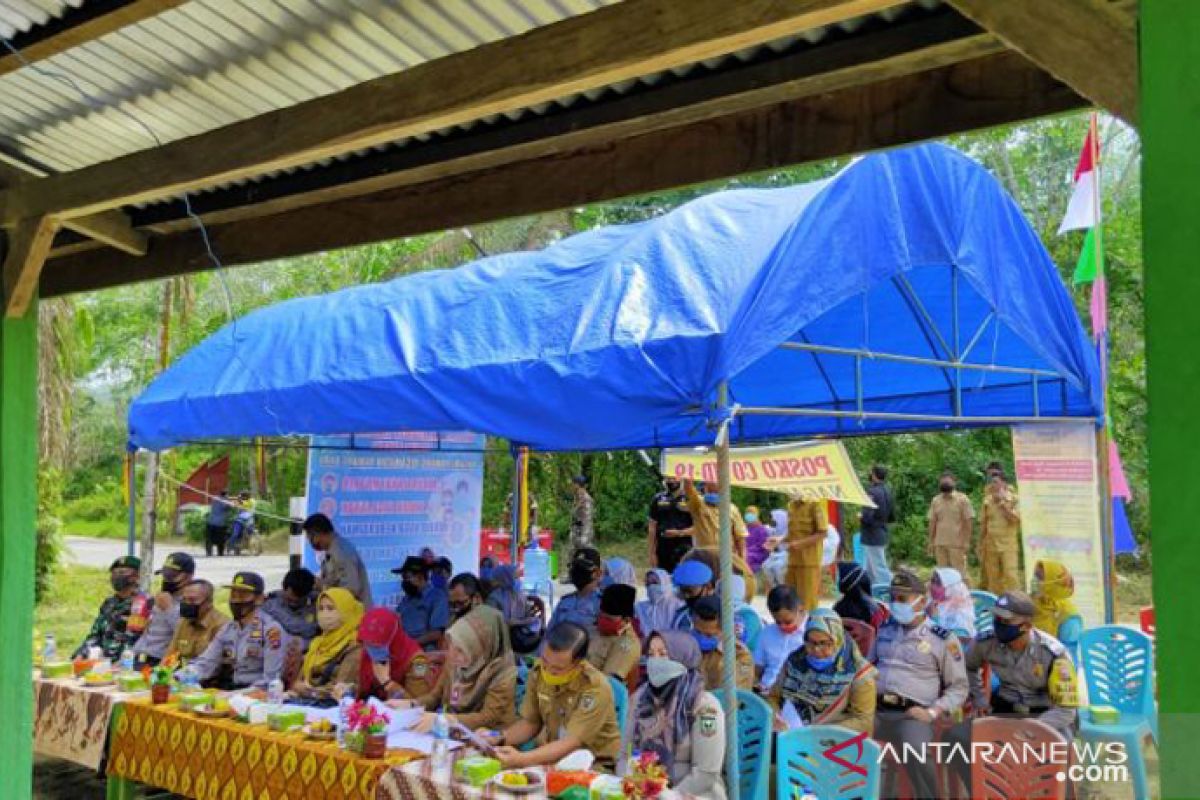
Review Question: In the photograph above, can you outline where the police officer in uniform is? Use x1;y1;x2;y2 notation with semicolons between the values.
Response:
649;477;693;573
873;570;968;799
133;552;195;666
587;584;642;682
691;597;756;691
489;622;622;771
190;572;289;689
262;568;320;645
549;548;605;630
164;579;229;662
946;590;1080;791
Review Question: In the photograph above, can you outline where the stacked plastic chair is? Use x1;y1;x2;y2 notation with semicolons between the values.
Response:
970;717;1069;799
970;590;998;637
776;725;882;800
712;688;772;800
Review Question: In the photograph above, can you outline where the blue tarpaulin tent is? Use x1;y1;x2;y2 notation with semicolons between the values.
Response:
129;143;1101;452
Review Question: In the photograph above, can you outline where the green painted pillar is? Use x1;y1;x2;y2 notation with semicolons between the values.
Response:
0;300;37;799
1143;3;1200;798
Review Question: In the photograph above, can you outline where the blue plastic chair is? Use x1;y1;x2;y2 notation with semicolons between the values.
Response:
871;583;891;602
737;607;764;652
1079;626;1158;799
970;590;998;636
712;688;772;800
608;674;629;751
776;725;882;800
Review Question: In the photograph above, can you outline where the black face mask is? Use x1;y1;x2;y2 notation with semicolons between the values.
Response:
994;620;1025;644
179;602;201;620
569;565;594;591
229;601;255;621
402;580;423;598
162;579;182;594
111;574;137;592
684;592;705;609
665;481;680;494
939;482;954;493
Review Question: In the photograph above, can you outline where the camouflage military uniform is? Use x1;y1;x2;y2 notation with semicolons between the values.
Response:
74;593;150;660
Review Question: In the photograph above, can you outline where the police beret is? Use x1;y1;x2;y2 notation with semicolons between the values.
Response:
673;560;714;588
110;555;141;571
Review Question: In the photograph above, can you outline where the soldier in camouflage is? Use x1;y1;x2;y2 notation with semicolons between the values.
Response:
74;555;151;660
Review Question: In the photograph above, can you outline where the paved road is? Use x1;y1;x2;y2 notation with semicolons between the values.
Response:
64;536;291;590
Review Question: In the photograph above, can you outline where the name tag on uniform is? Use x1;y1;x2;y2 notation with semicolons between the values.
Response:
917;641;932;654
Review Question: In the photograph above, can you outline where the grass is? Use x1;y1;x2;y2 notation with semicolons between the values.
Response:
62;516;127;539
34;565;111;652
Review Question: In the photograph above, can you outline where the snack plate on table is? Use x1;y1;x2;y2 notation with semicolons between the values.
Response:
491;769;544;795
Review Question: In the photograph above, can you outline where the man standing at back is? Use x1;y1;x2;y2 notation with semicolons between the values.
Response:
648;477;693;574
926;472;974;577
859;465;896;587
980;467;1022;594
303;512;372;607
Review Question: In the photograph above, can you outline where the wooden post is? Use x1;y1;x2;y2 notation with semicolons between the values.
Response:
1142;2;1200;796
0;293;38;799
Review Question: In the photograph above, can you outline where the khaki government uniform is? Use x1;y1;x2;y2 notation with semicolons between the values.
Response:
927;491;975;575
520;660;621;770
699;641;756;692
981;489;1022;593
786;499;828;611
684;482;756;599
166;605;230;663
586;625;642;682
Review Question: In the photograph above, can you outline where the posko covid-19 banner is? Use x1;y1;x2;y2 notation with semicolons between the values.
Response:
660;440;873;506
305;431;484;609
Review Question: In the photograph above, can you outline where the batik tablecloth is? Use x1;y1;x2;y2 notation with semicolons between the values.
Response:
108;699;425;800
33;676;135;770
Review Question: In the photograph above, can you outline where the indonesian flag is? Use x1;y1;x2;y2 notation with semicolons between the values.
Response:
1057;120;1099;234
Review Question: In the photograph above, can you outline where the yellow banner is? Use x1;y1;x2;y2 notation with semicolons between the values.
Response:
661;441;873;506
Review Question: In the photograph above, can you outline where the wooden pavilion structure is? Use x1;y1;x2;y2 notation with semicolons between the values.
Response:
0;1;1192;797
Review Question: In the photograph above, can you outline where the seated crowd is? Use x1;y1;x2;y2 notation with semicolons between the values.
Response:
74;510;1085;797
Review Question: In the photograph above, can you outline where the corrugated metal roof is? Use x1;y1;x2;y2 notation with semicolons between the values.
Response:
0;0;620;173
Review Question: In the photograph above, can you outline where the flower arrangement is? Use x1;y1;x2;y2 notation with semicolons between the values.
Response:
622;751;668;799
345;700;390;735
150;665;174;686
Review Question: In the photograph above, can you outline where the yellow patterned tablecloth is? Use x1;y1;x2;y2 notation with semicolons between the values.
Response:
108;699;424;800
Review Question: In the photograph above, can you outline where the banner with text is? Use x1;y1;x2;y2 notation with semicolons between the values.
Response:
305;431;484;609
661;440;873;506
1012;422;1106;628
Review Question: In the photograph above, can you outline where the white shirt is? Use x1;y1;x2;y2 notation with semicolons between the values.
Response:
753;621;808;689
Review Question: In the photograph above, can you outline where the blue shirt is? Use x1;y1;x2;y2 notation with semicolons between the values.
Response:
670;605;694;631
548;588;602;630
753;622;808;690
396;584;449;647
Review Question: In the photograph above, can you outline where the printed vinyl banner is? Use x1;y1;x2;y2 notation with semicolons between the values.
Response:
661;440;873;506
1012;422;1106;628
305;431;484;609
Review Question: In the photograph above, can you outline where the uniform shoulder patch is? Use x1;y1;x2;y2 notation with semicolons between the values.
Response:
946;638;963;661
266;626;282;650
579;692;596;712
411;656;429;677
928;624;950;639
698;708;718;737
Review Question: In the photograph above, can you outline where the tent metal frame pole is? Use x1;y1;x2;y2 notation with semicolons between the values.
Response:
127;450;137;557
952;266;963;416
714;382;740;800
509;445;522;564
737;406;1083;425
776;341;1059;378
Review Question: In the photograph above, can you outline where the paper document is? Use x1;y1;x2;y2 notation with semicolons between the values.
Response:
779;700;806;730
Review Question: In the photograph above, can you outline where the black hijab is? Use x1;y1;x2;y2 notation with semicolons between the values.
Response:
832;561;879;624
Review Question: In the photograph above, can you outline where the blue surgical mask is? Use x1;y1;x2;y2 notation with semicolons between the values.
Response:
692;632;719;653
744;512;758;524
365;644;390;664
647;583;664;602
889;600;917;626
806;653;836;670
704;493;721;506
994;620;1025;644
646;656;687;688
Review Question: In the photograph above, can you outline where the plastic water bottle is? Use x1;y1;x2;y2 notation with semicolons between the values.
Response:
42;634;57;665
268;678;284;707
523;537;551;596
119;647;135;673
336;689;354;749
178;664;199;691
431;711;451;773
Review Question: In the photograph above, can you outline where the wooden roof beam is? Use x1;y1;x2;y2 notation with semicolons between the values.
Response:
39;49;1085;298
946;0;1137;124
1;0;907;225
3;216;57;316
0;0;186;78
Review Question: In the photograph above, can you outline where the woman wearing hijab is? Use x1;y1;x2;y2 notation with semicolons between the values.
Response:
485;564;542;654
622;631;727;799
727;574;764;651
928;567;977;643
1031;559;1083;653
604;558;638;588
636;569;685;637
743;505;772;578
833;561;889;629
770;609;876;733
410;606;518;731
356;607;435;701
293;588;365;698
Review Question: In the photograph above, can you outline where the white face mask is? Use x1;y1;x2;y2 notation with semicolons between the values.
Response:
646;656;688;688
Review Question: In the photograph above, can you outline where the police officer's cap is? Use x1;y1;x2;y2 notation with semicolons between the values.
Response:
570;547;603;571
110;555;141;572
392;556;429;576
673;559;714;588
224;571;265;595
889;568;926;595
993;591;1036;621
156;552;195;575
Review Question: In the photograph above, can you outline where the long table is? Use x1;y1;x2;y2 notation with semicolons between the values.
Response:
33;676;139;771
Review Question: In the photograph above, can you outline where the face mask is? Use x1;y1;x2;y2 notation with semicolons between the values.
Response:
479;567;494;582
365;644;391;663
401;580;422;597
111;574;136;592
806;653;836;670
431;574;448;591
1030;578;1043;596
889;599;920;625
161;578;181;594
744;512;758;524
179;602;200;620
539;663;581;687
703;493;720;506
597;615;625;636
930;584;947;602
994;620;1025;644
569;565;594;590
646;583;664;602
229;601;255;621
450;602;470;619
646;656;688;688
317;609;342;632
665;482;680;494
778;621;800;635
692;632;719;653
940;482;954;493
